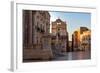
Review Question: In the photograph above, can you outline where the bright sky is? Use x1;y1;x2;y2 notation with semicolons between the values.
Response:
49;11;91;41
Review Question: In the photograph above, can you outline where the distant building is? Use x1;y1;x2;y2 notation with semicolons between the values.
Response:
23;10;53;61
72;30;79;51
72;27;90;51
80;27;89;34
51;18;69;53
80;30;91;51
69;41;72;52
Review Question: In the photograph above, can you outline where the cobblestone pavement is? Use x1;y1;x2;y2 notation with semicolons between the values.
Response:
53;51;91;61
23;51;91;62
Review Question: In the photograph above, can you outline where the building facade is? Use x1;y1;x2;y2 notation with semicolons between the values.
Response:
72;27;90;51
23;10;53;61
51;19;69;53
72;31;79;51
80;30;91;51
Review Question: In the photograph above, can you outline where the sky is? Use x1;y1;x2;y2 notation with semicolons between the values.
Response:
49;11;91;41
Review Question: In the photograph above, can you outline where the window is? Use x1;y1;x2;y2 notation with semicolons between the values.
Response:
58;28;60;31
37;15;39;19
57;22;61;25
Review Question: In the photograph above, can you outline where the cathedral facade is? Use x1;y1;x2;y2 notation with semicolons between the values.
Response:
51;19;69;53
